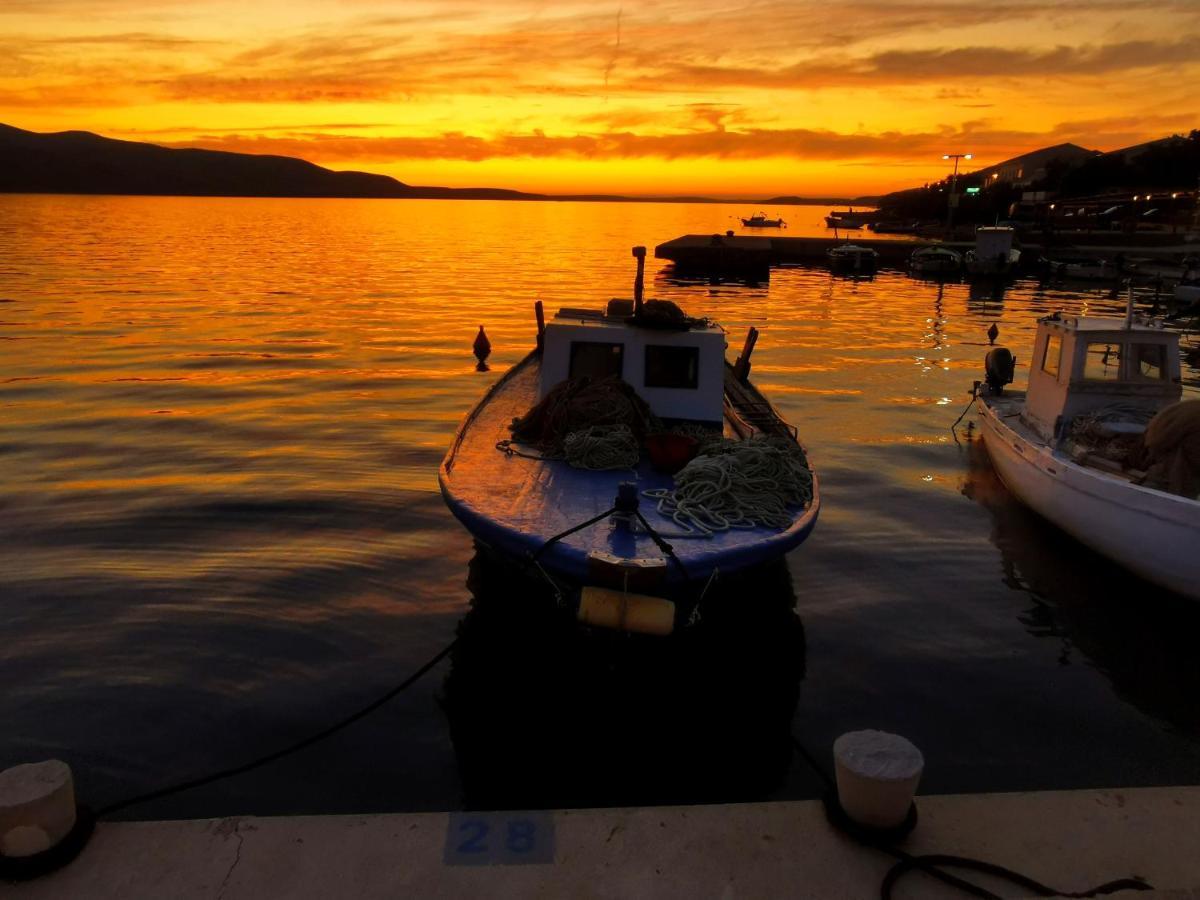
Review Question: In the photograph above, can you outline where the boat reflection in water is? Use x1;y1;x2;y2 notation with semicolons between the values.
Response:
442;546;806;810
961;435;1200;736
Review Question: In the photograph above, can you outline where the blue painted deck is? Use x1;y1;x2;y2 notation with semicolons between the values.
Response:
439;352;820;586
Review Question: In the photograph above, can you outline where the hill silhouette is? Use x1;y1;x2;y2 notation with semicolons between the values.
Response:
0;124;552;200
0;123;861;204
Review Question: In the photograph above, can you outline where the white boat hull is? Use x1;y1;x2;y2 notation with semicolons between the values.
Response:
976;396;1200;601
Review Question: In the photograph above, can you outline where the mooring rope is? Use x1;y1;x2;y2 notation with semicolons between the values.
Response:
643;436;813;536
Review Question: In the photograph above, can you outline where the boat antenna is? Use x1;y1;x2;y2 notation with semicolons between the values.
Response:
1124;279;1135;330
632;245;646;315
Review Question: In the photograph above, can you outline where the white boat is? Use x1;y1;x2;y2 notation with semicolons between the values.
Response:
827;243;878;273
973;310;1200;600
965;226;1020;275
909;246;962;275
439;247;820;634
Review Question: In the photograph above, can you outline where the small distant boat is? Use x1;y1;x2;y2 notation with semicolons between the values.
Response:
827;243;879;273
1177;256;1200;304
439;247;820;633
869;221;918;234
1044;257;1129;281
973;307;1199;600
740;212;786;228
909;246;962;275
965;226;1020;276
825;208;875;229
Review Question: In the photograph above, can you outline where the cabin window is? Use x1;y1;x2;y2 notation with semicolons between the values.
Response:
644;345;699;390
569;341;624;380
1083;342;1123;380
1041;334;1063;378
1129;343;1166;380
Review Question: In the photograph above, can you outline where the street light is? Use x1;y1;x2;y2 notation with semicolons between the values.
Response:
942;153;973;237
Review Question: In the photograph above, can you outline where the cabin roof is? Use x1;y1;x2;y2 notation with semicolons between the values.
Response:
1041;314;1171;336
1046;315;1167;334
551;306;723;334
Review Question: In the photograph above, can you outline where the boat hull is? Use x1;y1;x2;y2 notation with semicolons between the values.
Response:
975;395;1200;601
440;352;820;589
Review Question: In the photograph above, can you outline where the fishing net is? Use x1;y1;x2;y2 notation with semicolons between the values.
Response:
510;375;660;457
1138;399;1200;498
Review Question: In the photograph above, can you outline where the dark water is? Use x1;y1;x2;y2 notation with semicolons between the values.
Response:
2;194;1199;819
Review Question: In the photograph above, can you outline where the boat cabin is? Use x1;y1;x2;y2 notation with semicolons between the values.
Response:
539;301;727;425
1022;313;1182;442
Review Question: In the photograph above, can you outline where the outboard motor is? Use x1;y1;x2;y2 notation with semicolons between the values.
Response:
984;347;1016;395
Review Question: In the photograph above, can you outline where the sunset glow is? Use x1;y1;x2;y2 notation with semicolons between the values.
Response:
3;0;1198;195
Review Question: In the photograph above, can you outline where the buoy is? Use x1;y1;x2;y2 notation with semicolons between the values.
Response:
0;760;77;858
473;325;491;364
987;322;1000;345
578;586;675;636
832;730;923;829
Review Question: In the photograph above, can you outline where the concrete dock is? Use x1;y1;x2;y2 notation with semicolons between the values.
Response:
9;786;1200;898
654;232;1200;275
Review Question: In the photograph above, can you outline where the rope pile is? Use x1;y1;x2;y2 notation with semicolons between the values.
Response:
510;375;659;454
1065;403;1156;466
629;299;708;331
643;435;813;536
563;424;640;470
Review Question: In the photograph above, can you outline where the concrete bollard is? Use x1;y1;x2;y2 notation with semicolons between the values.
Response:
0;760;77;858
833;730;923;829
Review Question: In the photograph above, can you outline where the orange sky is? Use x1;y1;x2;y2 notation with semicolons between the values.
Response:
2;0;1198;196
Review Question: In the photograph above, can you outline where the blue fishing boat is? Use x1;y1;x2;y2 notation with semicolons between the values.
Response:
439;247;820;633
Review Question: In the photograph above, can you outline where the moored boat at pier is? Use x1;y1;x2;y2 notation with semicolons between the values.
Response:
965;226;1021;276
973;308;1199;600
439;247;820;633
909;246;962;275
827;243;879;273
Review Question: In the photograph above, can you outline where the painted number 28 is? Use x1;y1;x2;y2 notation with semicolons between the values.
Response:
457;819;536;854
444;812;554;865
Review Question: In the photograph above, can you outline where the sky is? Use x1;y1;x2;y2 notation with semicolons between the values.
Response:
2;0;1198;196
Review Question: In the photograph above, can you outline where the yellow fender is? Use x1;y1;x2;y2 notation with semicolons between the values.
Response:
578;586;675;636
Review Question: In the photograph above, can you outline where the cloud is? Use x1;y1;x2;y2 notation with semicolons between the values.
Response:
159;115;1198;166
35;32;218;47
636;39;1200;92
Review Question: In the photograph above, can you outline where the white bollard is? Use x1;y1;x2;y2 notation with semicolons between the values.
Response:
833;730;923;829
0;760;77;858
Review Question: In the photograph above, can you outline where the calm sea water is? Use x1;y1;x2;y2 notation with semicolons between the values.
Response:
2;194;1199;819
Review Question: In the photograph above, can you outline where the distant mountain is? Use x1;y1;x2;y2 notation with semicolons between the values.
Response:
971;142;1098;186
0;124;863;204
761;195;862;206
0;123;552;200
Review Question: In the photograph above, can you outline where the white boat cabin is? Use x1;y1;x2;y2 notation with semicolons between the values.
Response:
1022;314;1182;442
539;301;727;424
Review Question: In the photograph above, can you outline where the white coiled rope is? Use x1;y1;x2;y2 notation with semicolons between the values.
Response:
563;424;641;470
643;436;813;536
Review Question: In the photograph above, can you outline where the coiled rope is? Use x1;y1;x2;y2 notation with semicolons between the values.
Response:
563;424;640;470
643;436;813;536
